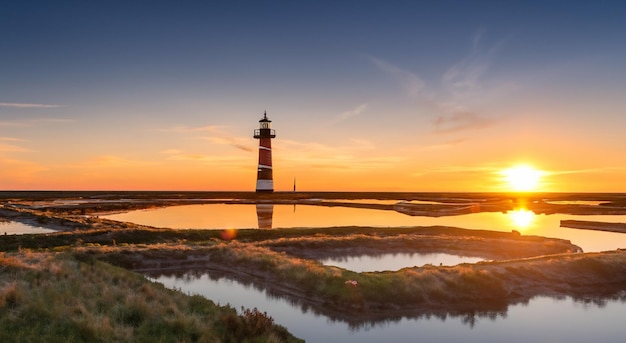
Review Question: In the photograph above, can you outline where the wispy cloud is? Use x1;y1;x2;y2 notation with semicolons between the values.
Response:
0;137;46;183
87;155;150;168
419;138;467;151
155;124;254;152
548;167;626;175
368;29;502;135
0;143;32;153
0;137;24;142
442;29;500;95
29;118;73;123
0;118;73;128
327;103;369;126
426;164;499;174
370;54;496;134
0;137;31;153
153;125;225;134
434;110;494;133
279;138;404;171
0;102;64;108
164;154;249;163
161;152;251;170
410;163;499;178
348;138;376;150
0;157;48;182
201;136;254;152
412;165;626;183
160;149;183;155
0;121;27;128
368;56;425;97
65;155;156;169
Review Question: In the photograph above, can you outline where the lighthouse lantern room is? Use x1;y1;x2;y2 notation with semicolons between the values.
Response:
253;111;276;192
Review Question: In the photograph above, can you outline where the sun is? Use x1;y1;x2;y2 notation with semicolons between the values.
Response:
501;165;543;192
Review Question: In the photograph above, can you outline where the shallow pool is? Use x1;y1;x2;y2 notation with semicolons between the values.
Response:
319;252;485;272
102;203;626;252
0;220;55;235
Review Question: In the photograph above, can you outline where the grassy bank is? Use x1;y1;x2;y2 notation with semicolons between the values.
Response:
2;198;625;331
0;203;582;261
79;242;626;317
4;191;626;217
258;227;581;260
0;251;303;342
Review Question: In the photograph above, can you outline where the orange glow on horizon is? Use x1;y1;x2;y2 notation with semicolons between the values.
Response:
3;149;625;192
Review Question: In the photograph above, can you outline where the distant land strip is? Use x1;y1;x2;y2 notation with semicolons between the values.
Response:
561;220;626;234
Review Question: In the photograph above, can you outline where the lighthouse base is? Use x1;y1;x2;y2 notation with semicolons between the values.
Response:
256;179;274;192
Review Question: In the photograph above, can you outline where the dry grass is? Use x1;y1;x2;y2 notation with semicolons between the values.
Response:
0;251;303;342
2;199;625;330
259;230;581;260
79;241;626;317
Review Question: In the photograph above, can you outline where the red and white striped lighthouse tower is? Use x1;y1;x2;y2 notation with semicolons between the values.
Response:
253;111;276;192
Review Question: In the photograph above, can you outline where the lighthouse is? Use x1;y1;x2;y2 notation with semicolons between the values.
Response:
253;111;276;192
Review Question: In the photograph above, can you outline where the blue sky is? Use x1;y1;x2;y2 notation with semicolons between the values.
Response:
2;1;626;191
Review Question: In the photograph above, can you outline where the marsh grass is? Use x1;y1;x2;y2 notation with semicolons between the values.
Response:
0;251;302;342
89;242;626;314
2;206;624;325
259;230;580;260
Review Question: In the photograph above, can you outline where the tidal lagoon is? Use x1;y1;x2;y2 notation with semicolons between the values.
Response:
102;202;626;252
2;192;626;342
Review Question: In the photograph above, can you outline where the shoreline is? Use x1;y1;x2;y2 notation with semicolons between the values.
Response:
561;219;626;234
1;192;626;329
3;191;626;220
88;244;626;327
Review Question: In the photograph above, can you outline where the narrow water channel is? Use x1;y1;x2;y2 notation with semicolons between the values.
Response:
148;271;626;343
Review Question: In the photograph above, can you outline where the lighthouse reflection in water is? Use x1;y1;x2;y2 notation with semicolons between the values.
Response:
256;203;274;229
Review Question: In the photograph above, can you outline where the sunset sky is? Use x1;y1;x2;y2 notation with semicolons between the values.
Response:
2;1;625;192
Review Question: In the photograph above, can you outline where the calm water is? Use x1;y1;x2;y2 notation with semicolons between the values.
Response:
4;199;625;341
149;271;626;343
0;220;55;235
320;253;484;272
94;201;626;341
102;203;626;252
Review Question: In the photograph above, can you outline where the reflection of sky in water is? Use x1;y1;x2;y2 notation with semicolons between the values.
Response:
150;272;626;343
545;201;607;206
0;220;55;235
508;209;535;229
320;253;484;272
104;204;626;252
321;199;401;205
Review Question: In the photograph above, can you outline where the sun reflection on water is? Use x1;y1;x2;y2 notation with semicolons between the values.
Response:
508;208;536;230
